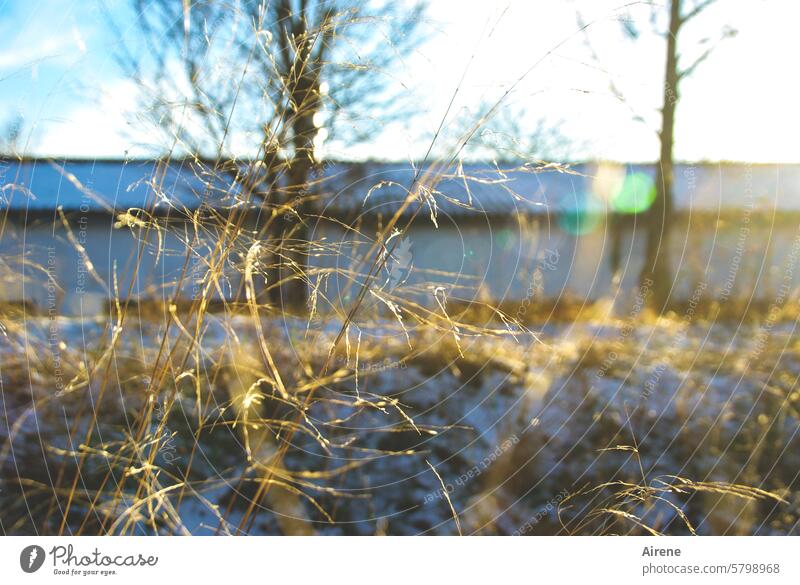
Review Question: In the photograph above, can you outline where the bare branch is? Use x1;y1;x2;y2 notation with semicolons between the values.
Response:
680;0;718;25
678;45;713;79
576;11;654;131
678;26;737;79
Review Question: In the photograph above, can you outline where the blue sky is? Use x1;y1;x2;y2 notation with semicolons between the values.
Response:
0;0;797;162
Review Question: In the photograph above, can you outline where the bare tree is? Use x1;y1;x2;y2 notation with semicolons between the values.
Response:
0;113;25;157
647;0;736;308
582;1;735;309
472;108;576;164
112;0;426;305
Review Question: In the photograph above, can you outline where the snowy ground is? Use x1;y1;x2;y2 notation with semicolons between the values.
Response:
2;314;799;534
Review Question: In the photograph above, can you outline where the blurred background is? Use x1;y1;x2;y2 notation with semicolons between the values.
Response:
1;0;799;536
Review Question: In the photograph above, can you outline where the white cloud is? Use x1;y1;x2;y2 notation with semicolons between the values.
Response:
35;80;157;158
0;34;76;70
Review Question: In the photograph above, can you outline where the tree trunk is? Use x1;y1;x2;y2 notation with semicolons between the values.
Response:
272;2;327;312
278;70;320;311
643;0;681;311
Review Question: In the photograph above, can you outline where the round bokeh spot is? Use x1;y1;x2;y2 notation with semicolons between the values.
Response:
495;227;516;251
611;171;657;214
559;193;603;235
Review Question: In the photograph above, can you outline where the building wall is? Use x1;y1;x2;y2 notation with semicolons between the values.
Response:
1;210;797;316
0;214;242;315
309;211;800;313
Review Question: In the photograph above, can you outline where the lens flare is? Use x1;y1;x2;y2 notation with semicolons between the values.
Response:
611;172;657;214
559;193;603;235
